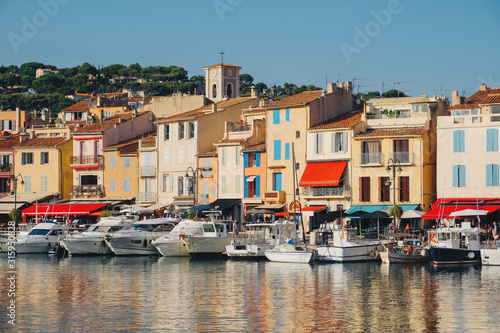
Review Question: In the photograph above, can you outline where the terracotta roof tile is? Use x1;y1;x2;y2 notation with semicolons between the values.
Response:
450;87;500;110
75;111;148;133
198;150;218;157
105;132;156;150
203;63;242;69
355;128;428;138
218;138;245;144
310;111;363;130
241;142;266;151
243;108;265;114
0;134;23;149
265;90;323;108
62;99;94;112
13;137;67;148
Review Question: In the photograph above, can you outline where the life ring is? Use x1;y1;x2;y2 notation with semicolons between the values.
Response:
430;233;438;244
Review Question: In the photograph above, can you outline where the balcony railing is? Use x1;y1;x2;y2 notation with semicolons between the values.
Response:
302;185;351;197
70;185;104;196
359;152;382;165
136;192;156;203
0;163;12;173
136;166;156;177
388;152;414;164
70;155;104;166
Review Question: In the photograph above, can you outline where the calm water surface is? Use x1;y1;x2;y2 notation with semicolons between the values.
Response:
2;255;500;332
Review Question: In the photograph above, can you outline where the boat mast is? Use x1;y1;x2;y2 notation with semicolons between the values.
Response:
292;143;306;244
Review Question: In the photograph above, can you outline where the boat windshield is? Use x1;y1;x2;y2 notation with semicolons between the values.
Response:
129;224;154;232
203;224;215;233
86;225;99;232
215;224;225;233
27;229;51;236
152;224;175;232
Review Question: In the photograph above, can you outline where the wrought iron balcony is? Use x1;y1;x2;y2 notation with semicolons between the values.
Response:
388;152;414;165
70;185;104;196
136;192;156;203
359;153;382;165
136;166;156;177
70;155;104;167
302;185;351;198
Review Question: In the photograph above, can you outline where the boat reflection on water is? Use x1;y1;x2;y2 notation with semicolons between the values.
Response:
2;257;500;332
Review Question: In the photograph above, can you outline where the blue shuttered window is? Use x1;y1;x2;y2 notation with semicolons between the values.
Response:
110;179;115;191
286;109;290;122
244;154;249;168
244;176;249;197
256;153;261;167
273;110;280;124
255;175;260;197
274;140;281;160
275;173;282;191
452;165;466;187
453;130;465;153
487;129;499;152
124;157;130;168
285;143;290;160
486;164;500;186
110;155;115;168
123;178;130;192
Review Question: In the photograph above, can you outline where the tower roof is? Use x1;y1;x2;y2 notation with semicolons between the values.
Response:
203;63;242;70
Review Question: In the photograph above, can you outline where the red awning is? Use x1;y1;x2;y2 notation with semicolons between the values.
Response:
299;161;347;187
275;212;301;216
422;205;500;219
22;204;107;216
301;206;327;212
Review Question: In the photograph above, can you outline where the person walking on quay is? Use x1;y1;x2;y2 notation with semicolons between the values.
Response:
492;222;498;242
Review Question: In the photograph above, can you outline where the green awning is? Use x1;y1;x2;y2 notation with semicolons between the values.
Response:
346;204;419;216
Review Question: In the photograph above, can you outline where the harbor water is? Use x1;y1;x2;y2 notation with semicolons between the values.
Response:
2;255;500;332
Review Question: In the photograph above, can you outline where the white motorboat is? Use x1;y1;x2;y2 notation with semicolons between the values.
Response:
316;227;384;262
264;243;315;263
427;222;484;265
105;217;179;256
379;234;429;264
182;213;229;259
0;235;9;253
481;243;500;265
226;221;297;259
59;215;137;256
14;221;68;254
152;220;205;257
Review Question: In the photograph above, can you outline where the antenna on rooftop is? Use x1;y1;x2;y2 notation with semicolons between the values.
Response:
462;90;467;97
357;84;372;94
432;85;449;97
393;81;409;97
352;76;367;94
382;82;388;95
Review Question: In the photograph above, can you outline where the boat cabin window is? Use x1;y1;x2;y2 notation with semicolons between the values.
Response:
438;232;451;241
468;234;478;241
215;224;225;233
203;224;215;233
347;230;357;240
106;226;122;232
86;225;99;232
130;224;153;232
28;229;51;236
152;224;175;232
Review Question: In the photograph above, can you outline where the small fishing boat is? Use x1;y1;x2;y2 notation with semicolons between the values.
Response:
227;220;298;259
480;240;500;265
182;212;229;259
15;221;68;254
379;233;429;264
264;243;315;263
427;222;484;265
316;227;384;262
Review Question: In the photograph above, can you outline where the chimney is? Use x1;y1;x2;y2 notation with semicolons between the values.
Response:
480;84;487;91
327;83;336;94
452;90;461;106
251;86;256;98
259;99;266;108
30;131;34;139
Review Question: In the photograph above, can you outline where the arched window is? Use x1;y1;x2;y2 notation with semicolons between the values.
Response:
227;83;233;98
212;84;217;98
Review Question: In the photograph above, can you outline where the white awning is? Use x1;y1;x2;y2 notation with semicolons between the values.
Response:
256;204;285;209
246;176;256;182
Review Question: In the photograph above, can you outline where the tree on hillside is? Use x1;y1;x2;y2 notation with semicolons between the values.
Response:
102;64;127;78
190;75;205;84
355;91;381;101
20;62;47;77
32;75;67;94
77;62;97;76
239;73;254;94
254;82;267;95
7;65;19;74
382;89;408;98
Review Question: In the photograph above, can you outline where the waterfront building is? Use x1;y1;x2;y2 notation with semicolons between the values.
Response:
350;95;448;229
263;82;357;227
136;133;158;205
241;142;266;213
61;92;131;123
13;136;72;198
70;111;155;199
155;97;259;211
423;85;500;224
301;110;364;229
146;93;210;119
0;134;23;198
196;150;218;205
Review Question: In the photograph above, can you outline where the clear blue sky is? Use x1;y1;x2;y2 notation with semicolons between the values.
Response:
1;0;499;99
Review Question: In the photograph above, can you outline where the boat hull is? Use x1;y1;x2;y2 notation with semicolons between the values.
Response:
481;248;500;265
226;244;272;259
429;247;481;265
380;250;429;264
316;243;384;262
106;234;165;256
183;236;228;259
60;237;112;256
14;238;58;254
264;250;314;263
152;238;189;257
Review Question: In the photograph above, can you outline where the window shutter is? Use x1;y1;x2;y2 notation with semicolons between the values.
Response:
273;110;280;124
255;175;260;197
331;133;336;153
493;164;500;186
378;177;382;202
256;153;261;167
178;146;184;163
244;153;249;168
244;176;249;197
359;177;363;202
163;147;170;164
286;109;290;122
453;131;461;153
342;132;348;152
173;123;178;140
276;173;282;191
486;164;493;186
285;143;290;160
453;165;459;187
459;165;466;187
188;145;195;163
110;179;115;191
274;140;281;160
487;129;499;152
235;174;241;194
193;121;198;139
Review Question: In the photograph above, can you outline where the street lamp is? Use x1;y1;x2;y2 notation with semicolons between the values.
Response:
385;158;402;228
9;173;24;210
185;167;204;206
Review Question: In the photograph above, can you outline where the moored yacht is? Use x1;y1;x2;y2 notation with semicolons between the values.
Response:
15;221;68;254
264;243;315;263
105;217;179;256
152;220;205;257
316;227;384;262
427;222;484;265
59;215;138;256
182;213;229;259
